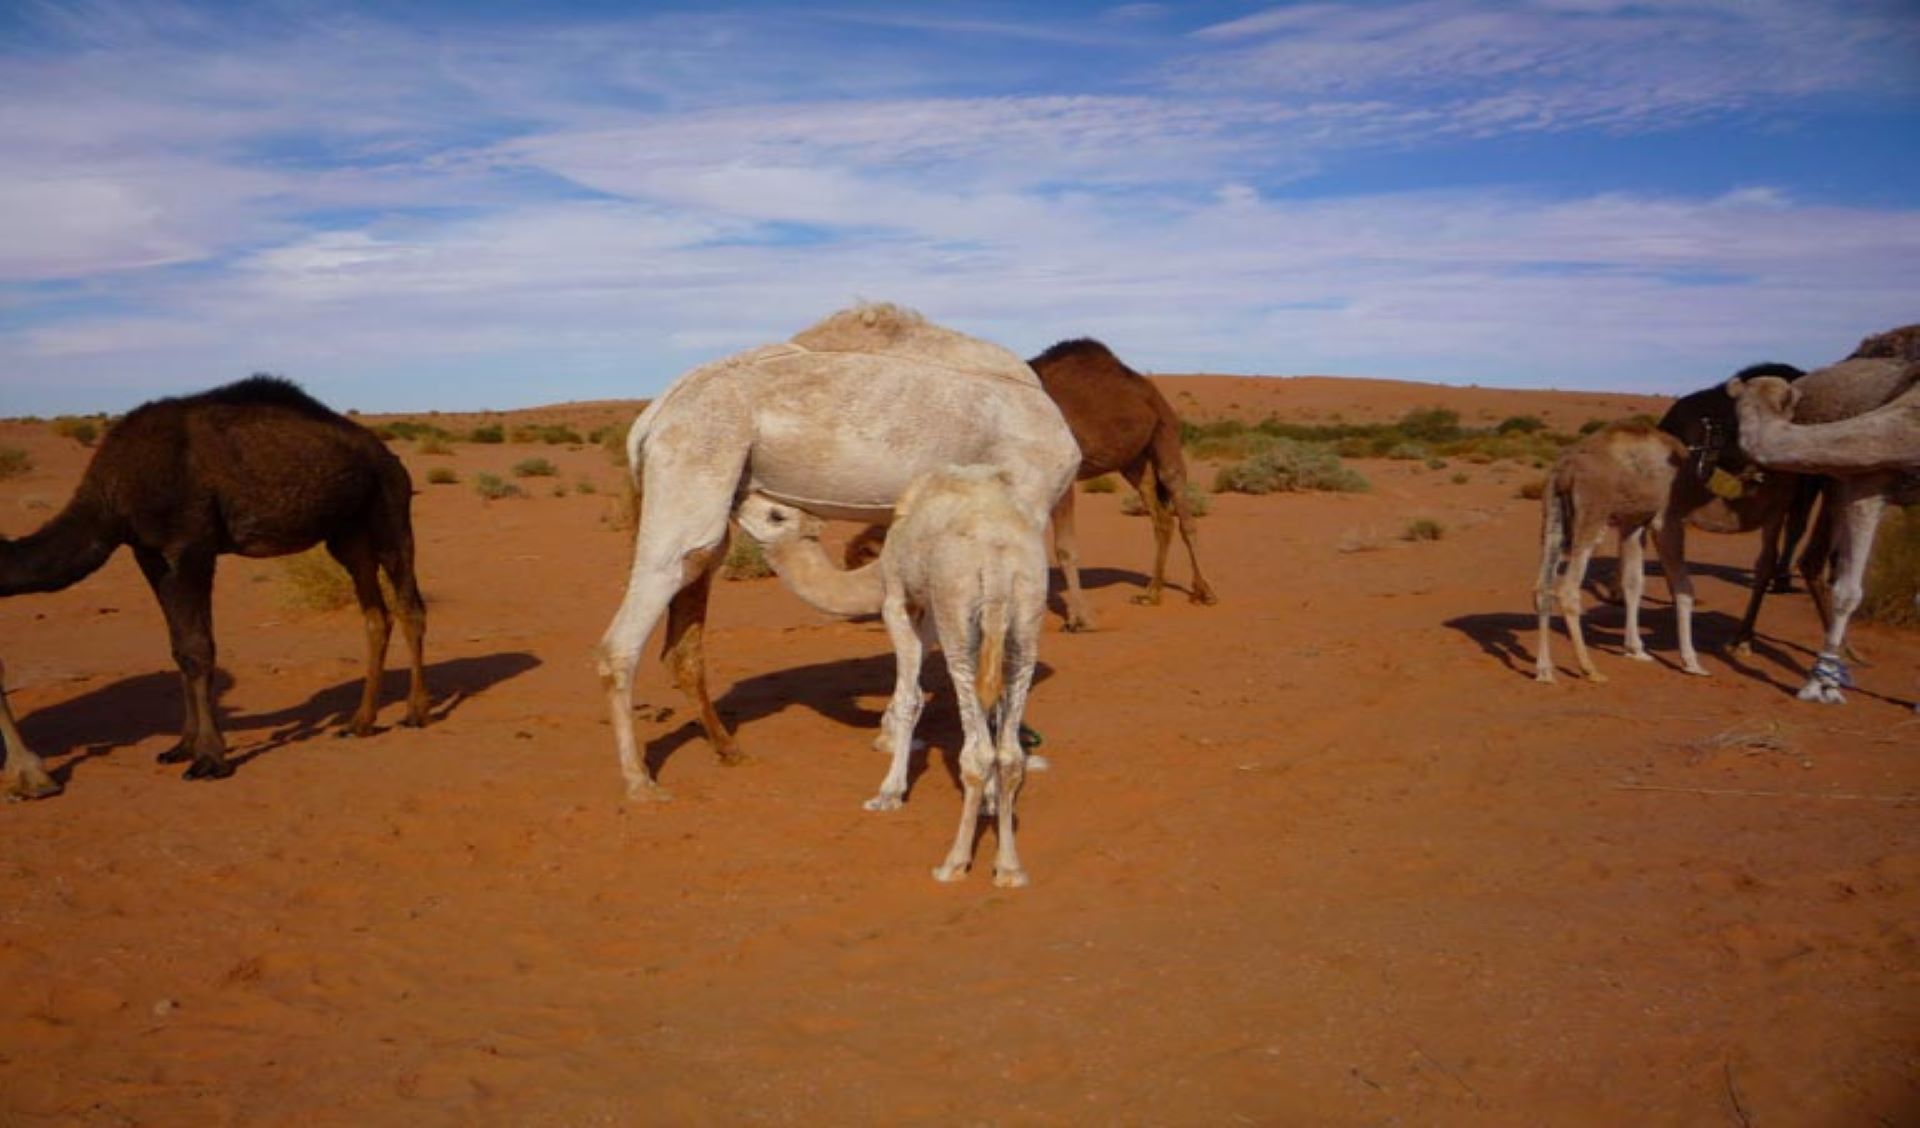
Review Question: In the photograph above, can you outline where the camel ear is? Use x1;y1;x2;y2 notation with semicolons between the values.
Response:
1725;377;1746;399
1781;383;1802;414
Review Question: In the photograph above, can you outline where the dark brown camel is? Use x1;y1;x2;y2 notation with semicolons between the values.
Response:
0;376;429;796
847;338;1216;631
1655;362;1830;654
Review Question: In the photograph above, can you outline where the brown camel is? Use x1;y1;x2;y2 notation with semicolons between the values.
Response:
1535;420;1704;683
0;376;429;792
846;338;1215;631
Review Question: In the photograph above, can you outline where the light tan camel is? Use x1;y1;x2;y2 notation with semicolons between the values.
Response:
1714;331;1920;704
1728;377;1920;473
1;658;57;801
1535;420;1705;683
1728;374;1919;704
738;465;1047;886
596;304;1079;800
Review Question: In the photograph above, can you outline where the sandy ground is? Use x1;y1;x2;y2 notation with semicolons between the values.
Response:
0;374;1914;1126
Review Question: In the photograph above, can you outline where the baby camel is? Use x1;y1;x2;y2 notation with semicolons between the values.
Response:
737;465;1047;888
1536;420;1705;683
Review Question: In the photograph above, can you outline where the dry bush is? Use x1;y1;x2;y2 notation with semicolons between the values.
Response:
512;458;558;478
721;534;774;581
0;447;30;480
52;417;99;446
277;547;354;612
1402;518;1445;542
1860;504;1919;627
1214;439;1369;495
1517;476;1546;500
475;473;524;500
1119;482;1211;517
425;467;459;485
418;437;454;456
1083;475;1118;494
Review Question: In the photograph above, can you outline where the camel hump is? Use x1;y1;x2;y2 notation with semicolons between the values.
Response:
1850;323;1920;363
789;302;1036;384
155;374;341;421
1030;338;1121;369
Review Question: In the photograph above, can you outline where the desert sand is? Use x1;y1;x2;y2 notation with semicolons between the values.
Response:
0;373;1914;1125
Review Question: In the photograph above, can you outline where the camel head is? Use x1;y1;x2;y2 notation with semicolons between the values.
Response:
1725;374;1800;421
733;494;822;546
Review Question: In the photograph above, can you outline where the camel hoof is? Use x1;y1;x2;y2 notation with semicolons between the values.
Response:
1026;754;1050;773
184;758;235;781
1624;650;1653;663
1535;669;1555;684
993;867;1029;889
716;748;748;768
1682;664;1710;677
864;793;903;812
1128;592;1163;607
1730;640;1754;658
1060;617;1093;634
1190;590;1220;606
625;780;672;802
4;772;62;801
1586;670;1609;684
1797;682;1845;705
932;862;969;883
156;742;192;765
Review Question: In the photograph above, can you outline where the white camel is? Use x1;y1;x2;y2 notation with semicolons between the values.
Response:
596;304;1079;799
739;466;1047;885
1535;420;1705;683
1;657;58;801
1718;332;1919;704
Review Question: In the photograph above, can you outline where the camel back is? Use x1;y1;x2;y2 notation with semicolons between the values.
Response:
790;303;1038;385
1792;357;1920;424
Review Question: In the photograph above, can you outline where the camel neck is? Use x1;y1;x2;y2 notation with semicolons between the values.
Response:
0;492;122;596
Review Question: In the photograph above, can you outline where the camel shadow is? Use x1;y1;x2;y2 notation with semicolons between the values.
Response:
1445;608;1812;692
642;652;1057;787
19;652;539;784
1043;565;1161;621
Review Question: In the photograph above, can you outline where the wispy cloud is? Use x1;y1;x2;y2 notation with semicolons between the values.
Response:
0;0;1916;414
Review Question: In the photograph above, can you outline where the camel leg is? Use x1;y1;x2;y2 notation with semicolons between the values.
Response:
1534;493;1564;683
1730;504;1788;656
1124;461;1171;607
662;549;736;765
867;595;926;811
1150;440;1218;606
374;509;431;727
1797;478;1887;704
135;546;232;780
1652;516;1707;676
329;535;391;737
0;658;59;801
1555;532;1607;682
988;622;1039;889
1050;487;1094;632
1617;527;1651;661
933;631;992;883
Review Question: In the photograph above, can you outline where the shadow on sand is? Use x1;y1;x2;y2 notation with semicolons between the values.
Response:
643;651;1056;796
18;651;540;786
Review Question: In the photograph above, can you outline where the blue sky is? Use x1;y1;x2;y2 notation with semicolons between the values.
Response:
2;0;1917;415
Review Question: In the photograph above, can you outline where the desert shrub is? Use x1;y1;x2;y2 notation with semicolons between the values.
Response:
52;417;99;446
0;447;31;479
721;534;774;580
426;467;459;485
1579;419;1608;435
512;458;558;478
1859;505;1919;627
596;424;631;466
1517;476;1546;500
1213;439;1369;495
418;436;453;456
511;423;584;445
1402;518;1445;542
1119;482;1211;517
1396;407;1463;443
1496;415;1546;435
576;477;598;495
1450;471;1470;484
467;424;505;444
277;547;354;612
1083;475;1118;494
1384;442;1430;461
385;419;451;442
475;472;524;500
1426;456;1448;470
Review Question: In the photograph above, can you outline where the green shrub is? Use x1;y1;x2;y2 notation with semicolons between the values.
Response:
418;437;453;456
426;467;459;485
475;472;524;500
1083;475;1119;494
1579;419;1608;435
467;424;505;444
1426;456;1448;470
1403;518;1445;542
1384;441;1430;461
0;446;32;479
1396;407;1463;443
512;458;558;478
1496;415;1546;435
1859;505;1919;627
511;423;584;445
598;424;631;466
1213;439;1369;495
576;477;598;495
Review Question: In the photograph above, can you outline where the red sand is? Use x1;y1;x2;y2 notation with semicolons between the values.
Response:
1;374;1913;1125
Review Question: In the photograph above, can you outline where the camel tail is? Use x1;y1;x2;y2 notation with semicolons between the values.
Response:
1536;482;1569;615
0;493;121;596
975;591;1010;713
